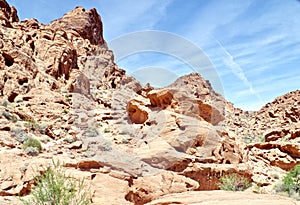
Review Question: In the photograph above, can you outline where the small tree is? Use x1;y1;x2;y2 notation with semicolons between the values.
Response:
20;160;91;205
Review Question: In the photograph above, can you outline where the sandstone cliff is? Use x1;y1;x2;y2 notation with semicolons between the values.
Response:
0;1;300;204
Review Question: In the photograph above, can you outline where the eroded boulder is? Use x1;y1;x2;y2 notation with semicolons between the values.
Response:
125;171;199;205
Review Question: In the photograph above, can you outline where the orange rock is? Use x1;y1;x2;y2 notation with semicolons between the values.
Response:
127;99;149;124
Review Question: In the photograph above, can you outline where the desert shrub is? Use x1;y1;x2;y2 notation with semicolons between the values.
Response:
24;119;40;130
86;126;99;137
276;165;300;198
218;173;251;191
20;161;91;205
11;114;18;122
242;135;265;144
23;138;42;153
104;128;110;133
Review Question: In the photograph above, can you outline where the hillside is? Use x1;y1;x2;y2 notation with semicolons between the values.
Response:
0;1;300;204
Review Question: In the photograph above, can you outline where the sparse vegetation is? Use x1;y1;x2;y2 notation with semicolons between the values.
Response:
104;128;110;133
23;120;49;134
86;126;99;137
242;135;265;144
24;119;41;130
11;114;18;122
1;110;19;122
64;93;72;103
23;137;42;153
20;160;91;205
218;173;251;191
275;165;300;199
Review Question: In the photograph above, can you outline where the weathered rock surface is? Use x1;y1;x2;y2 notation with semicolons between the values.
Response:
247;142;300;171
126;171;199;205
227;90;300;144
146;190;300;205
1;0;300;204
50;6;106;46
0;0;18;27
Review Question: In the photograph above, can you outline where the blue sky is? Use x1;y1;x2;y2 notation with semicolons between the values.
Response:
6;0;300;110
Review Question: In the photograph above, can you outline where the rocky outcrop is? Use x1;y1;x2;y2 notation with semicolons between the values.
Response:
125;171;199;205
1;0;300;204
147;89;174;109
49;6;106;46
127;99;150;124
227;90;300;144
247;142;300;171
174;163;252;191
0;0;18;27
168;73;226;119
146;87;224;125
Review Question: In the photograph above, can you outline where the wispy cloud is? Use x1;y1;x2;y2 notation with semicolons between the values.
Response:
211;36;263;101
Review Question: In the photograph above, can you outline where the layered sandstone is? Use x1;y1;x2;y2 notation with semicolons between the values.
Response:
0;0;300;204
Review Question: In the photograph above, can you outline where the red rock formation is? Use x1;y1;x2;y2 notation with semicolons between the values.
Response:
0;0;18;27
50;6;106;46
1;0;300;204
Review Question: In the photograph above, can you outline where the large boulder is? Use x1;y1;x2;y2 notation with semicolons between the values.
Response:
125;171;199;205
127;99;150;124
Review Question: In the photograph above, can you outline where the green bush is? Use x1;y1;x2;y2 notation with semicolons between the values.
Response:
218;173;251;191
23;138;42;153
20;160;91;205
24;120;40;130
86;126;99;137
277;165;300;197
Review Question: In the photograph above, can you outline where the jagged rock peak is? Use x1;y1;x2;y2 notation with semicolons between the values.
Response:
49;6;105;46
167;72;227;116
169;72;213;88
168;72;222;98
0;0;19;27
259;89;300;113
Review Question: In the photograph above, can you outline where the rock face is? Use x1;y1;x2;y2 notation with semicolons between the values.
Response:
0;0;18;27
227;90;300;144
1;0;300;204
146;191;300;205
125;171;199;205
49;6;106;46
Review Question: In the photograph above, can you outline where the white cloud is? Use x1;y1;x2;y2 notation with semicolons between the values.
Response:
211;37;263;102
